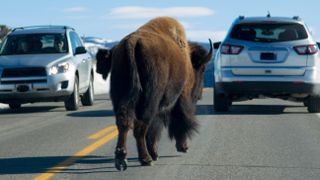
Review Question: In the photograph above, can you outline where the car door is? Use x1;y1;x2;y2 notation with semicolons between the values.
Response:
69;32;91;92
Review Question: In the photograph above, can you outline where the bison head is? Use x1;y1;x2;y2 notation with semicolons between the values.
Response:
96;48;112;80
189;39;213;102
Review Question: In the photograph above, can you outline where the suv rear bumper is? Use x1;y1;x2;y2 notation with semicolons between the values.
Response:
215;81;320;96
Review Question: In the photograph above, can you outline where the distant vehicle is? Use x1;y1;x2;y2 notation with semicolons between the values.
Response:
0;25;94;110
213;16;320;112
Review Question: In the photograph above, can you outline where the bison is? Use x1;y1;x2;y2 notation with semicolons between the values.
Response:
96;16;213;171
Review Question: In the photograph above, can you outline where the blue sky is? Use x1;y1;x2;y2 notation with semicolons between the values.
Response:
1;0;319;42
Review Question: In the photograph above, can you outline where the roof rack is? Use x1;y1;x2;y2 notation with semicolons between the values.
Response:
238;15;245;20
12;25;74;32
267;11;271;18
293;16;300;20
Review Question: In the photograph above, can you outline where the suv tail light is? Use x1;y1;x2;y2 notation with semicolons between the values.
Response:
294;44;318;55
221;44;244;55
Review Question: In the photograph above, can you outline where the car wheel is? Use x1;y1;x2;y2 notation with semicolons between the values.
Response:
81;75;94;106
64;76;80;111
214;90;230;112
307;97;320;113
9;104;21;109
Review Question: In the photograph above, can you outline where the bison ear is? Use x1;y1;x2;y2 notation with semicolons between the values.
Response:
96;48;112;80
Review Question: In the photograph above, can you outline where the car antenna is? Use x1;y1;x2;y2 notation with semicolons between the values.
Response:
267;11;271;18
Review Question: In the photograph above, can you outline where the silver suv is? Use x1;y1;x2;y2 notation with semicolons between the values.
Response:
0;25;94;110
214;16;320;112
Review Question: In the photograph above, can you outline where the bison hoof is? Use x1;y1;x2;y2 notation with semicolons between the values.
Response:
139;157;153;166
176;145;189;153
151;154;159;161
115;158;128;171
149;151;159;161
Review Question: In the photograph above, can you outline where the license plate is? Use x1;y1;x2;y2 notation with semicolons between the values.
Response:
260;53;276;60
16;84;31;92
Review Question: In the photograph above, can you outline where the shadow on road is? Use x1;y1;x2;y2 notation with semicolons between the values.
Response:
196;104;304;115
0;156;117;175
0;106;62;114
67;110;114;117
67;104;305;118
0;155;181;175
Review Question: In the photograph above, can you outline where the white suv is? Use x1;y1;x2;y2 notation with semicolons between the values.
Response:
0;25;94;110
214;16;320;112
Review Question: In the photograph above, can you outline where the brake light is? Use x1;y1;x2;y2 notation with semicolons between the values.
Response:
294;44;318;55
221;44;244;55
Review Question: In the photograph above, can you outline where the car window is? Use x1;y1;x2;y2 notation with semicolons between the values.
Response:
230;23;308;42
69;31;83;55
0;33;68;55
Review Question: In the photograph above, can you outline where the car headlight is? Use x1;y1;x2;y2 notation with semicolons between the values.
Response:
49;62;70;75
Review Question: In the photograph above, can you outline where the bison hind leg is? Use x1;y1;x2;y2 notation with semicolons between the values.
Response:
133;120;153;166
114;109;135;171
146;114;166;161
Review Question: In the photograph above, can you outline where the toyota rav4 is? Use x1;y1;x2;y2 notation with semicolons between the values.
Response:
0;25;94;110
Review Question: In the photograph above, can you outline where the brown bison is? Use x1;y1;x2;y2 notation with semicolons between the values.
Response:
96;16;213;171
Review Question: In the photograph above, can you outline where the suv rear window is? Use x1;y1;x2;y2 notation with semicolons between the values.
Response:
230;23;308;42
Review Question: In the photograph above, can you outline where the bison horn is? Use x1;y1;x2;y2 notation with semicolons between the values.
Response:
204;38;214;63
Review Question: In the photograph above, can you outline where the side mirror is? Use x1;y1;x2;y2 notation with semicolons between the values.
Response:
75;46;87;55
213;42;221;49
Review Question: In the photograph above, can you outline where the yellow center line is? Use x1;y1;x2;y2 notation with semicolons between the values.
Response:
87;125;117;140
34;129;118;180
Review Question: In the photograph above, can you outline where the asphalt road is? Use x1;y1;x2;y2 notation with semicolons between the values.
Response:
1;89;320;180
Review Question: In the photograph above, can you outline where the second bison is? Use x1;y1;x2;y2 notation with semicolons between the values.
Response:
96;16;213;171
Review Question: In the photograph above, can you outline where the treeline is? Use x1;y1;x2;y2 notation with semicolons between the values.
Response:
0;25;11;41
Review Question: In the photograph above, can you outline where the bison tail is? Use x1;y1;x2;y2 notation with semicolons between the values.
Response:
168;97;199;141
125;40;143;98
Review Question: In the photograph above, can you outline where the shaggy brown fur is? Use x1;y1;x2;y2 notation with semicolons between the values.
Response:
96;16;213;171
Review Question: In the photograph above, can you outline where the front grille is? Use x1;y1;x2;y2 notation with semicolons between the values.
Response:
1;68;47;77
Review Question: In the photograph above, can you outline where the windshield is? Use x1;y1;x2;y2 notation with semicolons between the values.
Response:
0;33;68;55
230;23;308;42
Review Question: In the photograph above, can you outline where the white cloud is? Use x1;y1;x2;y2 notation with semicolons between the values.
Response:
187;30;227;42
63;6;87;13
106;6;214;19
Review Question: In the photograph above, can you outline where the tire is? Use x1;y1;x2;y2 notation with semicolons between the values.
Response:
214;91;230;112
81;75;94;106
307;97;320;113
64;76;80;111
9;104;21;109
